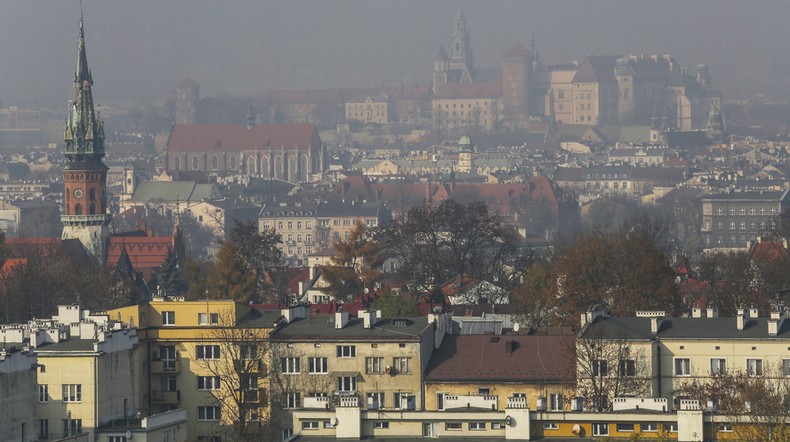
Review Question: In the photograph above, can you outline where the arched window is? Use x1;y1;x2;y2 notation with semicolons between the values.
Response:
89;188;96;201
89;203;96;215
75;204;82;215
230;156;237;170
261;157;270;178
174;157;181;170
192;157;199;170
211;156;218;170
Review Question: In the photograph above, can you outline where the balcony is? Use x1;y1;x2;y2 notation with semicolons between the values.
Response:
304;396;331;410
241;388;267;405
444;394;498;411
151;390;180;405
150;359;180;374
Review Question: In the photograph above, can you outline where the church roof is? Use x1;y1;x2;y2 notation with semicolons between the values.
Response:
435;46;449;61
166;124;319;153
107;236;173;282
502;43;530;58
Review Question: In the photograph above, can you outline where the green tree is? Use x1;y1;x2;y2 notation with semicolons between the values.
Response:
183;257;214;300
207;241;257;302
228;221;283;302
320;222;384;302
373;290;418;318
157;248;185;296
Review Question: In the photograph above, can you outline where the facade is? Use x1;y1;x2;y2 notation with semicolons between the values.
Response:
701;189;790;251
175;77;199;125
109;300;280;441
345;95;393;125
165;123;324;183
259;200;392;267
0;342;37;441
60;16;111;264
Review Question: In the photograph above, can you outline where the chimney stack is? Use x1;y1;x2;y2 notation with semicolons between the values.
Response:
768;310;785;337
691;307;702;318
706;306;718;318
335;310;350;329
650;316;664;334
736;308;746;331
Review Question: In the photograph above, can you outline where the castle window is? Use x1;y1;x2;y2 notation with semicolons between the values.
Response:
89;188;96;201
89;204;96;215
75;204;82;215
192;157;199;170
230;156;237;170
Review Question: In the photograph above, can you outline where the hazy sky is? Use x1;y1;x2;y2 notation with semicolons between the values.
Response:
1;0;789;109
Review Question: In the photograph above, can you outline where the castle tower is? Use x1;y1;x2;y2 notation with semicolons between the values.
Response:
449;11;473;73
615;57;636;123
175;77;199;125
501;43;532;124
432;47;449;94
62;8;111;264
706;105;725;139
457;134;474;174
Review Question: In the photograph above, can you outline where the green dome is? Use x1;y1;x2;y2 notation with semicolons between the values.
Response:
459;135;473;152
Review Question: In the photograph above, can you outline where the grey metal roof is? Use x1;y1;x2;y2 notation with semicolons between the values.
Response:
702;189;789;202
272;316;429;341
583;316;790;340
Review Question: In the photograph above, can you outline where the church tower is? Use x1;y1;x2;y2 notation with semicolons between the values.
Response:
449;11;473;74
62;9;111;264
432;47;449;94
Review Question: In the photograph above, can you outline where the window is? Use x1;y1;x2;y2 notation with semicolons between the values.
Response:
492;422;504;429
667;423;679;433
366;392;385;409
336;345;356;358
240;344;257;360
469;422;486;430
543;422;559;430
393;357;412;374
718;423;733;432
108;437;126;442
198;406;221;421
783;359;790;377
366;357;384;374
445;422;462;430
619;359;635;377
198;312;219;325
39;384;48;403
549;393;563;411
592;422;609;436
308;357;328;374
281;357;301;374
674;358;690;376
616;423;634;432
197;376;220;390
39;419;48;438
196;345;221;360
747;358;763;376
593;359;608;376
711;358;726;375
730;208;736;215
374;421;390;429
641;423;658;432
62;384;81;402
394;392;415;410
284;392;301;409
162;311;175;326
302;421;319;430
337;376;356;392
62;419;82;436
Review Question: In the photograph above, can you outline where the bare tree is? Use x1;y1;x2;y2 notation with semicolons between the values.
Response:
195;311;275;442
679;366;790;441
571;329;651;412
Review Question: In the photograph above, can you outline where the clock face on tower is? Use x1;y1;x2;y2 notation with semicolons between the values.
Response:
74;189;83;198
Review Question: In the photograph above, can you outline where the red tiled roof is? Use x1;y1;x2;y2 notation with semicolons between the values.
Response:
572;55;620;83
750;241;787;262
425;334;573;382
502;43;530;58
434;79;502;99
167;124;319;153
107;236;173;281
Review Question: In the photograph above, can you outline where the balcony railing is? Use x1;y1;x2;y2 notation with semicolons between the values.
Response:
150;359;180;373
444;394;498;411
151;390;180;404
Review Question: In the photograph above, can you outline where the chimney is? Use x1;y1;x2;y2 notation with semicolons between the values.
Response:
706;306;718;318
335;310;350;329
769;310;785;337
360;310;378;329
749;307;759;318
692;307;702;318
505;340;515;354
650;317;664;334
736;308;746;331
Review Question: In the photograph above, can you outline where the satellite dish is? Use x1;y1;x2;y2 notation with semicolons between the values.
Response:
331;417;339;427
125;430;133;439
513;323;520;333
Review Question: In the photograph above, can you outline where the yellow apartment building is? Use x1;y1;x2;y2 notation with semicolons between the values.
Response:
109;299;280;441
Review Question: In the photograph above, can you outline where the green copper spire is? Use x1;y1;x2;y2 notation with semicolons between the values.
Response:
64;5;105;160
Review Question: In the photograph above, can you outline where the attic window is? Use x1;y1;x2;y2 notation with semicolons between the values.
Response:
490;337;500;343
393;318;410;327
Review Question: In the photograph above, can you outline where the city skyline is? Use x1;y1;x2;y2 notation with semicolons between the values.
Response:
1;0;789;108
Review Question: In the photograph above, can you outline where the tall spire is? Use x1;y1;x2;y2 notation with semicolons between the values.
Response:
64;1;104;161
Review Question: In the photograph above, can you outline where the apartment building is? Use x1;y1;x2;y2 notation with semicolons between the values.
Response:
270;308;446;441
701;189;790;251
0;339;37;441
109;299;280;441
259;201;391;267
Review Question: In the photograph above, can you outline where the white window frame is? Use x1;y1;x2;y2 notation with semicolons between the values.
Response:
718;423;733;433
616;423;634;432
710;358;726;375
393;356;412;374
674;358;691;376
197;376;221;390
445;422;462;430
549;393;563;411
641;423;659;433
592;422;609;436
302;421;319;430
543;422;559;430
366;357;384;374
162;311;175;326
281;357;301;374
336;345;356;358
308;357;328;374
747;358;763;376
196;345;220;360
62;384;82;402
366;392;385;410
337;376;356;392
374;421;390;429
197;406;221;421
198;312;219;325
469;422;486;430
39;384;48;403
